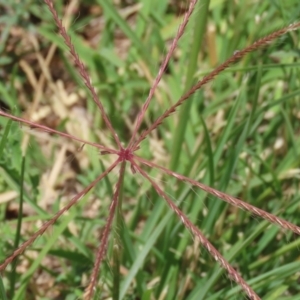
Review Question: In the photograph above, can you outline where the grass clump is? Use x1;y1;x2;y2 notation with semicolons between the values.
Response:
0;1;300;299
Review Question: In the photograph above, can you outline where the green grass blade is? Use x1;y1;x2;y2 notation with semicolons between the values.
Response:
188;220;270;300
0;119;12;158
9;156;25;299
0;275;7;300
170;0;210;170
96;0;148;56
120;208;171;299
12;190;92;300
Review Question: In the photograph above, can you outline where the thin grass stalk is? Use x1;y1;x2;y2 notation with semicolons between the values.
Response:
21;0;78;154
43;0;122;149
9;156;25;298
131;21;300;150
196;221;272;299
131;159;260;300
152;0;211;280
112;235;121;300
0;159;119;272
135;155;300;235
129;0;198;148
84;161;126;300
112;162;126;300
0;110;116;153
170;0;210;170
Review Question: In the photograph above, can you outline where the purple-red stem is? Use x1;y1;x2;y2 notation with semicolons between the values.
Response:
130;21;300;151
43;0;122;149
128;0;198;148
84;161;126;300
0;109;117;154
131;159;260;300
0;159;119;271
134;155;300;235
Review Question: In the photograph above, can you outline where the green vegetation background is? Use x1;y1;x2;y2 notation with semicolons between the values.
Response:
0;0;300;299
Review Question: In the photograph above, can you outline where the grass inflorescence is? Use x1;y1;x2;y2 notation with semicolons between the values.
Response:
0;1;300;299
